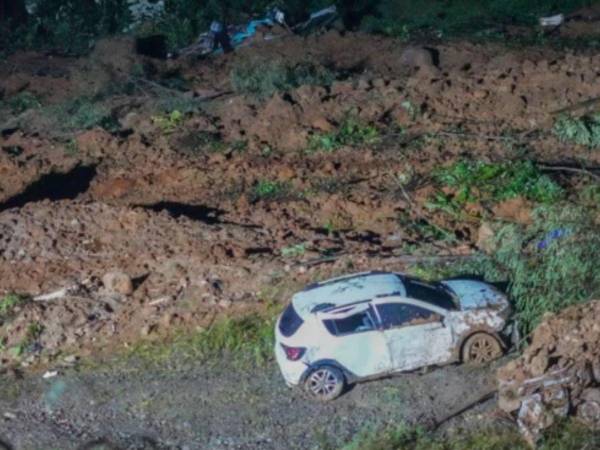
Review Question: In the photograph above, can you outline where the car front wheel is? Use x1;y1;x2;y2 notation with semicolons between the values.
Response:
462;332;503;364
304;366;345;401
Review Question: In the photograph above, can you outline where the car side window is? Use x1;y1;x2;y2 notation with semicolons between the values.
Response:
323;308;376;336
376;303;441;330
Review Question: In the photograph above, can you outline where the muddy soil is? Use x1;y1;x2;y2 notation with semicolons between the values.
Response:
0;354;505;450
1;30;599;363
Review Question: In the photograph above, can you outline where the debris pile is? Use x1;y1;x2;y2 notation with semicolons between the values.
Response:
497;300;600;444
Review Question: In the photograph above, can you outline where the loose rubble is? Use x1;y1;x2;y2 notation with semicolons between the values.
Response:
497;300;600;445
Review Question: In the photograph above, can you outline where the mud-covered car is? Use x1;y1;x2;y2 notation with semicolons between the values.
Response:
275;271;513;401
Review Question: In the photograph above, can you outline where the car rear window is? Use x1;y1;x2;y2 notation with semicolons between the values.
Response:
279;303;304;337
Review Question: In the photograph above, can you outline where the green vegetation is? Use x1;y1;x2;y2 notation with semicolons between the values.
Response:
359;0;591;40
251;180;294;202
554;113;600;148
339;420;599;450
413;203;600;334
427;160;563;217
0;294;26;323
231;59;335;99
152;109;184;134
308;117;380;153
126;312;276;366
10;321;43;358
1;0;596;57
46;96;113;132
0;0;131;56
1;92;41;114
281;243;307;258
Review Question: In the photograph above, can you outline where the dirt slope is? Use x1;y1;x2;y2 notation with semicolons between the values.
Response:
0;31;599;363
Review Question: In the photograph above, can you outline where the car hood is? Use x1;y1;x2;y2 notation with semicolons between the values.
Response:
440;279;508;310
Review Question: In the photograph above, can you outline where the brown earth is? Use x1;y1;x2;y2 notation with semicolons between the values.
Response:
0;31;599;364
498;300;600;444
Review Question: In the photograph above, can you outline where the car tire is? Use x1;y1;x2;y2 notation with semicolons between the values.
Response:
462;332;503;364
304;365;345;401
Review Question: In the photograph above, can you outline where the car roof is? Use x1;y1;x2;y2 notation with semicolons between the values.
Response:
292;271;407;317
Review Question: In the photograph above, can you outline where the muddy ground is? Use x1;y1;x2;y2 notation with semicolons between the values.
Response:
0;17;600;449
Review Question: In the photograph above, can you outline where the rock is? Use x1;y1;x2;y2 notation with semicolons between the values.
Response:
530;352;549;377
476;221;496;253
518;394;555;446
498;384;522;413
102;271;134;296
400;47;438;73
577;389;600;427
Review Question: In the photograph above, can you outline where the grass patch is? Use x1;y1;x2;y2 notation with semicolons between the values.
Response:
308;117;380;153
44;97;113;132
231;59;335;99
553;113;600;148
340;420;599;450
427;160;563;217
251;180;296;202
125;312;277;367
2;92;41;114
412;203;600;334
0;294;26;323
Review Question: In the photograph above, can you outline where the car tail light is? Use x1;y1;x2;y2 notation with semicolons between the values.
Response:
281;344;306;361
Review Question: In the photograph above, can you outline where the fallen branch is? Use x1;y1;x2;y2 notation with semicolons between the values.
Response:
34;288;69;302
539;164;600;181
551;96;600;116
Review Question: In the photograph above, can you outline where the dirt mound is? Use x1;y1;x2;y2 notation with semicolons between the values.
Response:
497;301;600;444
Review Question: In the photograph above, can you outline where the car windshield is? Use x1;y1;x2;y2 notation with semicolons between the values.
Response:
403;278;457;310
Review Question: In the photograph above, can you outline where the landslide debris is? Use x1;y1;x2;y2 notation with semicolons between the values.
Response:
498;300;600;445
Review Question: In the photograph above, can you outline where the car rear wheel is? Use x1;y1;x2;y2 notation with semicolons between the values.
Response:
462;332;503;364
304;366;345;401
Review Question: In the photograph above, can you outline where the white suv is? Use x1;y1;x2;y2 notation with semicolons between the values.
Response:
275;271;513;401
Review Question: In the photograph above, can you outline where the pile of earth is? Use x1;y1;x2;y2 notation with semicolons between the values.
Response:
497;300;600;444
0;31;598;366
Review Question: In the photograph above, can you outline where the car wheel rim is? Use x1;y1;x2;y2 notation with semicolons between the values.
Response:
308;369;339;397
469;336;498;363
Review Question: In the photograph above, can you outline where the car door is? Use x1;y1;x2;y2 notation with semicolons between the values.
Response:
372;298;455;372
317;303;393;378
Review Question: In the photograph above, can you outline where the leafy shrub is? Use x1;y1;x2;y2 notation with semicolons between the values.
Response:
360;0;591;39
416;204;600;334
308;116;379;152
3;92;41;114
1;0;131;56
554;113;600;148
231;59;335;98
428;160;563;216
46;97;113;132
152;109;184;134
